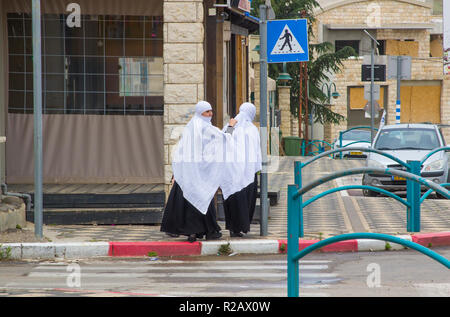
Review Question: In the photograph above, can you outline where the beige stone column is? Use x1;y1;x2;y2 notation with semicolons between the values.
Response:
277;85;291;138
163;0;205;197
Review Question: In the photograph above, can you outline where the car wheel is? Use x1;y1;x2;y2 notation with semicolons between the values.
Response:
362;174;377;197
363;188;378;197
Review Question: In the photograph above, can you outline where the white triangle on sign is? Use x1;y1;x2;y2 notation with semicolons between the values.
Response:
271;24;305;55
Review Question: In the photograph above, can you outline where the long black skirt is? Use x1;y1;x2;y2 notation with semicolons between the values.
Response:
223;173;258;234
160;181;221;237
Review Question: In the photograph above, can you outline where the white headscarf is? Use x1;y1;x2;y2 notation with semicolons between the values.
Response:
172;101;234;215
220;102;262;200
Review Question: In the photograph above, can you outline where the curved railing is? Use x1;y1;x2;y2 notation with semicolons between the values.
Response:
287;232;450;297
300;147;410;170
337;126;377;159
287;147;450;297
293;233;450;268
295;147;448;234
302;185;410;209
340;140;371;147
418;146;450;201
421;183;450;203
420;146;450;165
295;166;449;199
301;140;334;157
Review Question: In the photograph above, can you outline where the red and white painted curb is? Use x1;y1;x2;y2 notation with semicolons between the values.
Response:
1;232;449;259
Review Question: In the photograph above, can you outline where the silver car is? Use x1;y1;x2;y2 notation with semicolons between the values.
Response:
362;124;449;197
333;129;372;158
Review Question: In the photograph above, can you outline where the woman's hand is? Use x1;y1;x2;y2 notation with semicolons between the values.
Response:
228;118;237;127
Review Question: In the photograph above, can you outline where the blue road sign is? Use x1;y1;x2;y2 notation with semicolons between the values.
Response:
267;19;309;63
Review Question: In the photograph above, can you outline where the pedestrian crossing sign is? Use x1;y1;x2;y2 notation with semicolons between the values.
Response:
267;19;309;63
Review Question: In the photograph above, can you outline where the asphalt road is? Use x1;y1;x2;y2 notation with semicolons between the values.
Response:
0;247;448;298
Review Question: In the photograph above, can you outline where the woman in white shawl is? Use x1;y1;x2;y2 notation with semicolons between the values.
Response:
221;102;262;237
161;101;236;242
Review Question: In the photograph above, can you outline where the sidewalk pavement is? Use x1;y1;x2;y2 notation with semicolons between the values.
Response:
1;156;449;260
1;223;449;260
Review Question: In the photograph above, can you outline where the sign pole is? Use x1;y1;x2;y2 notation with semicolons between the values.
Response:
370;39;375;143
32;0;43;238
259;4;269;236
304;63;309;153
298;63;302;139
396;56;401;124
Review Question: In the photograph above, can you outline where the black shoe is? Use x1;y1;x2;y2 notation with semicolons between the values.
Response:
196;233;205;239
230;231;243;237
166;233;179;238
206;232;222;240
187;234;197;243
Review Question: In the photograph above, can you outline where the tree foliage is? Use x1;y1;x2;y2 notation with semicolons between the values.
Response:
251;0;357;125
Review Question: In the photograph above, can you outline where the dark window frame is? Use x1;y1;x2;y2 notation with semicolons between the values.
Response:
7;13;164;115
335;40;360;55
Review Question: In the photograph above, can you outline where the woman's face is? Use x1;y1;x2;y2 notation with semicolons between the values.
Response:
202;110;213;117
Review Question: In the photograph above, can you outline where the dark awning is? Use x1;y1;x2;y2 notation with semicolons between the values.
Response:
226;7;259;34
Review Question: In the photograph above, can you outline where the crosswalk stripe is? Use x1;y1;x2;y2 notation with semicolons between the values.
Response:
33;265;328;271
2;282;331;290
28;272;338;278
414;283;450;296
131;260;332;264
9;259;339;297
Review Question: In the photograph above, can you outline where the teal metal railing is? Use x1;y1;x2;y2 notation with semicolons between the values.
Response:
287;232;450;297
337;126;377;159
287;146;450;297
301;140;334;157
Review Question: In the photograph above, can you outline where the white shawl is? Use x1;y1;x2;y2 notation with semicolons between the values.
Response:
172;101;236;215
220;102;262;200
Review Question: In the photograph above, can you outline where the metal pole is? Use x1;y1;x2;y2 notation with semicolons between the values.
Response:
298;63;302;139
406;161;421;232
32;0;43;239
396;55;401;124
304;64;309;154
259;4;268;236
370;39;375;144
287;184;300;297
294;161;303;238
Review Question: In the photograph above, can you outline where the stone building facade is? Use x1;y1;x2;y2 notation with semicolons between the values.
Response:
163;0;206;192
312;0;450;143
0;0;257;218
163;0;258;195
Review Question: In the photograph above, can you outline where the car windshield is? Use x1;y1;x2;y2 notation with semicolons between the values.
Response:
342;130;372;141
374;128;440;150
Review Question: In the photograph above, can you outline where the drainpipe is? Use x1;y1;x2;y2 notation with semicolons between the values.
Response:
1;183;33;217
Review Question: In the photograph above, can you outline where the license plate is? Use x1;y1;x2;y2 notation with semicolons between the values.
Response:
350;151;362;155
392;176;406;181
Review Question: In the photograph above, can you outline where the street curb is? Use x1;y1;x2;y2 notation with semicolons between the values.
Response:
108;241;202;257
1;232;449;259
0;242;110;259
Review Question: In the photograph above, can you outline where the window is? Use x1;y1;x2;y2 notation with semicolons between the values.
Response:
8;13;163;115
375;128;440;151
433;0;443;15
376;40;385;55
335;40;359;55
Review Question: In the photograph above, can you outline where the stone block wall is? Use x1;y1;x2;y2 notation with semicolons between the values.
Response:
329;57;450;143
312;0;450;143
163;0;205;196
